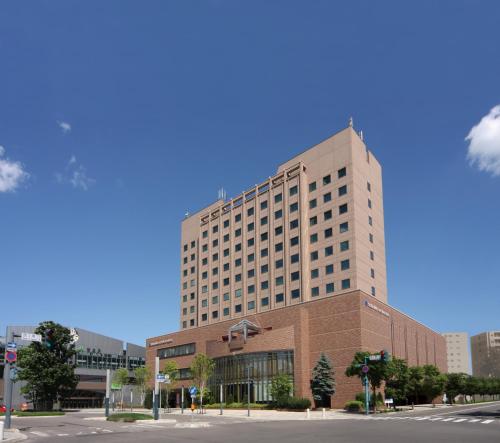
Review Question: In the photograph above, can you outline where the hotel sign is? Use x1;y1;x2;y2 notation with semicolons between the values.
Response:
364;300;390;318
149;338;173;347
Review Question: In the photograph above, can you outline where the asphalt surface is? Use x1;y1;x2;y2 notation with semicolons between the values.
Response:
5;401;500;443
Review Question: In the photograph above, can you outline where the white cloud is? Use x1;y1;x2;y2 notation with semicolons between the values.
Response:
466;105;500;176
0;145;29;192
55;155;95;191
58;121;72;134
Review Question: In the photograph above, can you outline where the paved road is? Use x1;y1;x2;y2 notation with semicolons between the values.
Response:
7;401;500;443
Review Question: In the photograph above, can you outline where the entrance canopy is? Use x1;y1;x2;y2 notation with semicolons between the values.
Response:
228;319;261;343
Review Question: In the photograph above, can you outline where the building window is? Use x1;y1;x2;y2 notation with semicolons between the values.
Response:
224;219;230;228
291;289;300;299
191;241;196;248
339;203;348;215
212;295;219;304
202;313;208;321
212;267;218;276
190;292;195;300
370;251;374;260
261;264;268;274
235;258;242;267
235;288;242;297
274;209;282;220
261;281;269;290
212;253;218;261
310;233;318;243
341;259;350;270
276;293;284;303
275;276;284;286
183;244;188;252
190;319;195;326
290;236;299;246
235;228;242;237
261;232;268;241
261;297;269;306
275;259;284;269
341;278;351;290
367;182;371;192
338;167;346;178
290;202;298;213
275;193;282;203
291;271;300;281
235;304;242;313
248;284;255;294
311;287;319;297
248;300;255;310
289;185;298;196
371;268;375;278
248;222;254;232
203;230;208;238
261;248;268;258
248;253;255;263
183;294;188;302
261;216;268;226
324;210;332;221
368;198;372;209
325;264;334;275
223;293;230;301
224;234;229;242
223;263;229;272
368;216;373;226
235;273;242;282
223;307;229;316
371;286;376;296
183;307;187;315
212;310;219;319
290;219;299;229
309;182;317;192
326;283;334;294
323;192;332;203
248;269;255;278
310;216;318;226
311;251;319;261
311;268;319;279
323;175;331;185
291;253;299;264
190;306;195;313
369;233;374;243
275;242;283;252
248;238;255;247
235;243;242;252
325;246;333;257
309;199;317;209
202;285;208;293
183;257;188;264
235;213;242;222
158;343;196;359
183;321;187;328
213;225;218;234
338;185;347;196
224;249;230;258
275;226;283;236
260;200;268;210
202;244;208;252
339;222;349;233
247;207;254;217
324;228;333;238
183;269;188;277
223;277;230;286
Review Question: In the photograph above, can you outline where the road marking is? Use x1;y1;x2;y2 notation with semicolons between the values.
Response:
102;429;113;433
429;417;443;421
481;420;494;424
441;418;456;422
415;416;431;420
57;433;69;436
452;419;467;423
469;419;481;423
30;431;50;437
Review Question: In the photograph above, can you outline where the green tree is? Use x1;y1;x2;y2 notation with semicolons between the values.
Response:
161;360;178;409
270;373;293;406
464;375;479;402
445;372;468;404
384;358;410;406
407;366;424;404
421;365;446;404
190;353;215;409
310;353;335;408
17;321;78;411
113;368;130;410
134;366;152;407
345;351;389;409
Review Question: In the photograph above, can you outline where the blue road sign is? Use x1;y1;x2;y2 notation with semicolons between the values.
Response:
7;342;16;349
189;386;198;396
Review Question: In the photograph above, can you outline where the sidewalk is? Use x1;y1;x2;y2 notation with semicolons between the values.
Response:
1;428;27;442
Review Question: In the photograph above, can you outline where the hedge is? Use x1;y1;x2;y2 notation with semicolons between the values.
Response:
344;400;364;412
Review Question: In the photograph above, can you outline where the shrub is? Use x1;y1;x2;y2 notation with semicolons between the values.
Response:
344;400;364;412
355;392;365;403
225;394;235;405
107;413;153;422
285;397;311;410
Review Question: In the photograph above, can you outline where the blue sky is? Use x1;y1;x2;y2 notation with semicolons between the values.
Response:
1;1;499;346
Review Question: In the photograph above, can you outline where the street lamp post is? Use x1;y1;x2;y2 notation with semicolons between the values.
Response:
246;367;251;417
181;385;184;414
219;379;223;416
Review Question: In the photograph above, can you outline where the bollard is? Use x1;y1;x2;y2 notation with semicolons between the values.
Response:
322;408;326;419
306;408;310;419
0;420;4;441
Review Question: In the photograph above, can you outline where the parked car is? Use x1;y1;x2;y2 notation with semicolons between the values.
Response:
0;404;15;413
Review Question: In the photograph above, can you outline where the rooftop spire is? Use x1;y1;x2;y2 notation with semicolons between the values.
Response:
348;116;353;128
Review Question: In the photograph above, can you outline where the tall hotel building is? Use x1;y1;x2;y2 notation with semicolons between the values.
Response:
147;123;446;407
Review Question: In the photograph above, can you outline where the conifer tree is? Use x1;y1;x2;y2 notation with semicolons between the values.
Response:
311;353;336;407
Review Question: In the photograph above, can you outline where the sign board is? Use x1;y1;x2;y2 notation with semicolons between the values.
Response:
9;367;18;381
21;332;42;343
361;365;369;374
369;354;381;361
189;386;198;396
6;350;17;363
7;342;17;350
111;383;122;390
384;398;394;405
156;374;166;382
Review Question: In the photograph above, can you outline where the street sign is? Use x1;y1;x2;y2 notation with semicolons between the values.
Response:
369;354;381;361
361;365;369;374
7;342;17;350
5;350;17;363
156;374;166;382
111;383;122;390
9;367;18;381
21;332;42;343
189;386;198;396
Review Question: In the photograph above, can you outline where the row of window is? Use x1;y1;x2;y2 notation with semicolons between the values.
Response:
308;167;347;192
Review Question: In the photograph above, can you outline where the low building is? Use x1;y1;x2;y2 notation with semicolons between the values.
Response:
146;122;447;408
471;331;500;378
1;326;145;409
442;332;471;374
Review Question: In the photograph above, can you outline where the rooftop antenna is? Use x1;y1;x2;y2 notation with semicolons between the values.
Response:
359;130;364;142
218;188;227;202
184;210;190;219
348;116;353;128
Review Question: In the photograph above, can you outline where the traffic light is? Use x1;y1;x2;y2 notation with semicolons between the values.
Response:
380;349;390;362
44;329;55;349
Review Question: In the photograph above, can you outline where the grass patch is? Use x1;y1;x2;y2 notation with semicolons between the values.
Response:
1;411;65;417
205;403;269;410
107;413;153;422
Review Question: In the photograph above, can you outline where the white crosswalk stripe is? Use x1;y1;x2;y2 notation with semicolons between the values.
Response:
367;415;498;426
481;420;494;424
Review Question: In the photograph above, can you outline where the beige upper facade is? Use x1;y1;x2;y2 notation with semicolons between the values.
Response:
179;124;387;329
471;331;500;378
442;332;471;374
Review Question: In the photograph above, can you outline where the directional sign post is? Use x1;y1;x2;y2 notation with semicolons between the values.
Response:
21;332;42;343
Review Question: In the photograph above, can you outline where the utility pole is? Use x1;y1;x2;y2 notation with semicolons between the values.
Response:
105;369;111;417
181;385;184;414
4;327;20;430
246;367;251;417
154;357;160;420
219;381;223;415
